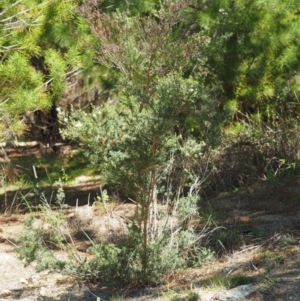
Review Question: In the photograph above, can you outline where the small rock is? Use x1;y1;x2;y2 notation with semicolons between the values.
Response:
1;289;12;296
214;284;257;301
19;277;28;285
40;286;50;297
54;274;68;284
240;291;263;300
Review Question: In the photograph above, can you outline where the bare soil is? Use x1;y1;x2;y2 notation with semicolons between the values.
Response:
0;177;300;301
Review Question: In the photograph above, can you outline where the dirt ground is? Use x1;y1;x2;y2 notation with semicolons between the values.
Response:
0;177;300;301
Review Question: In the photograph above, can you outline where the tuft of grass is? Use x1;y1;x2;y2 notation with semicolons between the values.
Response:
182;290;199;301
199;208;218;226
247;230;265;238
206;273;252;290
212;228;245;254
258;276;277;290
279;234;295;247
161;289;200;301
259;251;284;271
109;294;125;301
161;289;178;300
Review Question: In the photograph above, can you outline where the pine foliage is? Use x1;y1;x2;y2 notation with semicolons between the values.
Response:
200;0;300;125
0;0;95;140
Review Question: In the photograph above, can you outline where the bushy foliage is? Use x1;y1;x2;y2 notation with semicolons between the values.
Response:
87;227;197;287
59;0;223;284
17;212;67;271
61;74;214;282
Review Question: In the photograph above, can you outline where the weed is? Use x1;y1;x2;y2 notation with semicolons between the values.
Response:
199;208;217;226
53;179;67;208
213;228;245;254
258;276;277;290
161;289;199;301
161;289;178;300
85;224;209;287
206;273;252;290
259;251;284;271
189;247;215;268
279;234;295;247
266;170;279;188
248;230;265;238
109;294;125;301
61;168;69;183
183;290;199;301
16;214;67;271
94;189;112;211
16;196;209;288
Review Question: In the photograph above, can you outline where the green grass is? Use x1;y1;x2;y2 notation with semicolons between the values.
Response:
259;251;285;271
109;294;125;301
279;234;296;247
0;151;100;194
257;276;277;290
161;289;199;301
206;274;252;290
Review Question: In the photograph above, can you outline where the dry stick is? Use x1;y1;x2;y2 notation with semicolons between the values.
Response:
0;167;7;213
49;190;54;205
217;239;227;253
66;229;83;264
233;234;281;256
4;237;18;247
8;187;22;215
128;197;137;204
87;289;104;301
153;191;157;235
100;186;108;214
44;166;51;184
0;146;10;212
294;90;300;102
32;165;37;179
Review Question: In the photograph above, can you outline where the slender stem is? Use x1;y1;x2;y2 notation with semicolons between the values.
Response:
142;138;156;279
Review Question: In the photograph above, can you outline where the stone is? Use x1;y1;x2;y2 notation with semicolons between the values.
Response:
213;284;257;301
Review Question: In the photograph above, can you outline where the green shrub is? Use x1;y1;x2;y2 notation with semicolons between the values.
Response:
86;224;213;287
16;214;67;271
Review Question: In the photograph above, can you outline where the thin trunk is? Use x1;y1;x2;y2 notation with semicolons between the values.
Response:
142;139;156;279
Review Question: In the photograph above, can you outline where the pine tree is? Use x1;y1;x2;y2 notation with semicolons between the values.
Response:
0;0;95;141
200;0;300;125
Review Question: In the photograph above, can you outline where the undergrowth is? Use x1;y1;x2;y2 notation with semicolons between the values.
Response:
16;188;216;288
